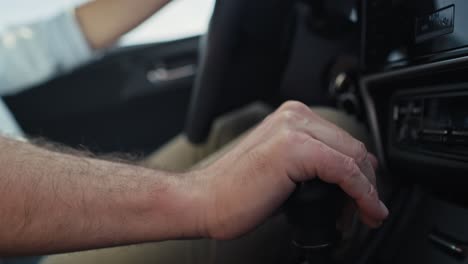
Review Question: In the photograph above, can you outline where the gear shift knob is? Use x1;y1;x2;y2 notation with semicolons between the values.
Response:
287;180;345;250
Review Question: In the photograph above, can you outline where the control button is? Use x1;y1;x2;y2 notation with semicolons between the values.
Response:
421;135;445;143
448;131;468;146
412;107;422;115
422;129;449;135
452;130;468;137
448;137;468;146
410;128;420;141
393;106;399;121
399;106;411;115
396;100;423;117
420;131;446;143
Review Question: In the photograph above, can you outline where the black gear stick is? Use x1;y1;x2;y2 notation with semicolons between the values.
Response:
287;180;345;264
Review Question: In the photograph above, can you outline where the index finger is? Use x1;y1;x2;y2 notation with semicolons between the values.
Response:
287;136;389;225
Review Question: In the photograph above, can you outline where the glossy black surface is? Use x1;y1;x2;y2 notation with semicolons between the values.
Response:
363;0;468;72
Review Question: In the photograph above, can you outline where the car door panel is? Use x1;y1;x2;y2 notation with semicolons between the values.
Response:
4;36;200;154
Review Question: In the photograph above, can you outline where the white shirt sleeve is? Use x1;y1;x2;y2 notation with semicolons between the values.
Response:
0;9;94;96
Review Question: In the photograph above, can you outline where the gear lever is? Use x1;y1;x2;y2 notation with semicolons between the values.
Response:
287;180;345;264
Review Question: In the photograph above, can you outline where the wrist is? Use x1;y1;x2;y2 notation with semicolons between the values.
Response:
147;170;209;240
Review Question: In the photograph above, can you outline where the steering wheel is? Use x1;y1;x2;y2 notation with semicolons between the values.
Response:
185;0;297;144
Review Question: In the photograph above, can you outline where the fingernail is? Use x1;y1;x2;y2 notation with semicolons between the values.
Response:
379;200;389;217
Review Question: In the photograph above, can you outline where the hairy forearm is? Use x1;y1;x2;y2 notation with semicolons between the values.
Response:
76;0;172;49
0;136;199;256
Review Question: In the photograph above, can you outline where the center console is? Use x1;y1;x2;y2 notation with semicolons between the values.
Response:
360;1;468;263
361;0;468;179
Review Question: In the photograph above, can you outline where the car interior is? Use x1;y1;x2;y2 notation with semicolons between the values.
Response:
4;0;468;263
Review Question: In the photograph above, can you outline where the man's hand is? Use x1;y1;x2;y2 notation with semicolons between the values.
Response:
191;101;389;240
0;101;387;256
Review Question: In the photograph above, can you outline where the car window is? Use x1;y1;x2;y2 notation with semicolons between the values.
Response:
120;0;215;46
0;0;215;47
0;0;87;26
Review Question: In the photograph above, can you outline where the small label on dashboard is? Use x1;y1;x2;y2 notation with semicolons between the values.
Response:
415;5;455;44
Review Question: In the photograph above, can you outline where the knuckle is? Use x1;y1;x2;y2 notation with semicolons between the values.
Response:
271;110;298;126
357;182;378;203
335;129;347;145
342;157;360;183
367;184;378;200
276;129;297;146
315;140;330;156
282;110;299;123
285;131;311;146
368;172;377;186
354;141;369;163
280;101;309;114
274;131;313;158
314;141;334;169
